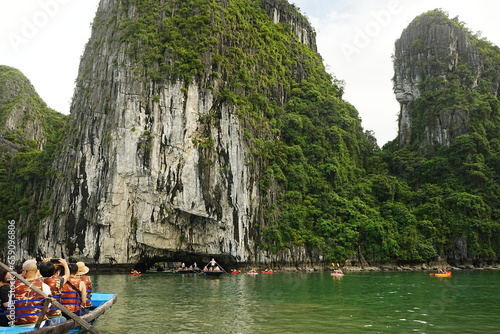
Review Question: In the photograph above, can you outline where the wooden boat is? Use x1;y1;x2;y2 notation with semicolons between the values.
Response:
175;269;200;274
201;259;227;277
202;270;224;278
0;293;117;334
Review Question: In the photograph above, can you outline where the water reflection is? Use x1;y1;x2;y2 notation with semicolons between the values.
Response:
91;271;500;333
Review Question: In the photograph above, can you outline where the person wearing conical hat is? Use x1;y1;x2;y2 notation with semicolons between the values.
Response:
76;262;92;308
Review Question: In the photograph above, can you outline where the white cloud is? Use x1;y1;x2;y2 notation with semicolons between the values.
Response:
0;0;100;114
293;0;500;145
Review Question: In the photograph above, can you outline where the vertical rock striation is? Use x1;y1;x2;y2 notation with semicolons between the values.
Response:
261;0;317;51
393;9;484;149
26;0;323;266
0;66;54;151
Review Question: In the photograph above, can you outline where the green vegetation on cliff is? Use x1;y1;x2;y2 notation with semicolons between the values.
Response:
3;5;500;266
384;9;500;263
111;0;376;261
0;65;68;245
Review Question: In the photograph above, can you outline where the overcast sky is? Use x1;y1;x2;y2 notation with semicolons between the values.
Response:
2;1;500;146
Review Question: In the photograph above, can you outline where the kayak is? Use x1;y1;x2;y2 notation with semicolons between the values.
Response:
430;272;452;277
330;272;344;277
434;273;452;277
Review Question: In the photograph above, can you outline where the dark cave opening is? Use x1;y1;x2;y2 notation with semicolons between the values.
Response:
134;253;238;273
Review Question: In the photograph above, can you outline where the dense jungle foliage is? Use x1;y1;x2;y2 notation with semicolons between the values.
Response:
380;9;500;263
0;66;68;246
1;5;500;265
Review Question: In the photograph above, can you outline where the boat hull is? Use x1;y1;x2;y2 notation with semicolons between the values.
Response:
434;273;452;277
0;293;117;334
202;271;224;277
175;269;200;274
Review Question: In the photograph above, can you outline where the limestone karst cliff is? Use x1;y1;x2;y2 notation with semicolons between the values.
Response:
389;9;500;264
0;66;65;152
0;65;67;244
13;0;367;267
4;6;500;268
393;9;500;150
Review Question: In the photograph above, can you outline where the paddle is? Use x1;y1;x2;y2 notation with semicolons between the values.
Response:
0;261;102;334
34;298;50;328
203;259;229;275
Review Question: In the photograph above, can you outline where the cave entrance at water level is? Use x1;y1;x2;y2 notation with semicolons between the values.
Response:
134;255;236;273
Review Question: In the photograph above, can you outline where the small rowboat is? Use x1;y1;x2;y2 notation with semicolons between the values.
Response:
202;270;224;278
201;259;226;277
0;293;117;334
430;272;452;277
0;261;116;334
175;269;200;274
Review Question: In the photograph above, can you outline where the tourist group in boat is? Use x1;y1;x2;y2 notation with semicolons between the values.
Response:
0;257;93;328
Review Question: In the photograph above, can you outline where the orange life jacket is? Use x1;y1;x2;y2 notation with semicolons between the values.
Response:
60;276;82;313
14;278;47;326
43;276;63;317
79;275;92;307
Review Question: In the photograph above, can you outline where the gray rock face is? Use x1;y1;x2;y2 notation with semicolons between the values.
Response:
393;11;481;148
261;0;317;52
0;67;48;150
25;0;320;267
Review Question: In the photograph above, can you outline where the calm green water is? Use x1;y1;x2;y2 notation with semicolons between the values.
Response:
91;270;500;333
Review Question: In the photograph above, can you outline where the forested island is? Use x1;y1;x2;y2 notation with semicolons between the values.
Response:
1;2;499;270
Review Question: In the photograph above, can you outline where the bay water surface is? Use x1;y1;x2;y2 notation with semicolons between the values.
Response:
91;270;500;333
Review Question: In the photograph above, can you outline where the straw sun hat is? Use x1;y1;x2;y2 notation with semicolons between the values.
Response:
76;262;90;275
